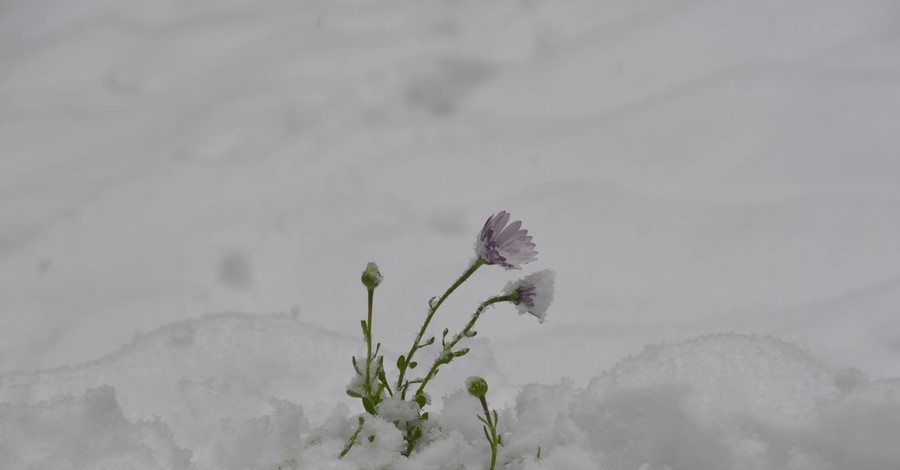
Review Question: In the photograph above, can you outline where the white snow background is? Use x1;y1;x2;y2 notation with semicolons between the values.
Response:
2;0;900;469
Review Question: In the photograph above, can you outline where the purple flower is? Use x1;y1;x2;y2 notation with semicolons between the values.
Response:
505;269;555;323
476;211;537;270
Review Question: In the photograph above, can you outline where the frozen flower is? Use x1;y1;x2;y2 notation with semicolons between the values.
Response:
505;269;555;323
476;211;537;270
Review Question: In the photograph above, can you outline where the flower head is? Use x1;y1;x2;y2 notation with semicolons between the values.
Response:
361;262;382;290
505;269;555;323
476;211;537;270
466;376;489;398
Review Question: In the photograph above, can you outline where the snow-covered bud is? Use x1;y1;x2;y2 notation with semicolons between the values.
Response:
361;262;382;290
466;376;489;399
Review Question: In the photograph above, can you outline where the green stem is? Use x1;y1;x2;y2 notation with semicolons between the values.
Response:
480;396;498;470
413;294;513;398
339;417;366;458
397;258;486;398
364;288;374;398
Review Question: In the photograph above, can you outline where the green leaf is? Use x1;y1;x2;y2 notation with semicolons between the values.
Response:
362;397;377;415
397;355;406;370
377;369;392;396
465;330;477;338
414;394;427;408
409;361;418;369
483;425;491;443
346;390;362;399
452;347;469;358
360;320;368;337
421;336;435;347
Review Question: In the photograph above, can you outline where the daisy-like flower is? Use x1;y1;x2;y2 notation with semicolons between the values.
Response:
476;211;538;270
505;269;555;323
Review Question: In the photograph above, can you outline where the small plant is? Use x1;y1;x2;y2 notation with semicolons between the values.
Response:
342;210;555;457
467;376;501;470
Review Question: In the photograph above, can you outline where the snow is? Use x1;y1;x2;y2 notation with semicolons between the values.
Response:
2;0;900;468
2;320;899;469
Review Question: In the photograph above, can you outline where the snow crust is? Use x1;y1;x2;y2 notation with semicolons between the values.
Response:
2;315;898;469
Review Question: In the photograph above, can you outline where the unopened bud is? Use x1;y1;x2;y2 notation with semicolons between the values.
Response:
361;262;382;290
466;376;488;398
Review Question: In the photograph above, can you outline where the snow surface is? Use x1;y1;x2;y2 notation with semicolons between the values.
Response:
2;317;899;469
2;0;900;468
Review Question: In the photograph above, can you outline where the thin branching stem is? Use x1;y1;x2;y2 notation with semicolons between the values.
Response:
397;258;485;398
413;294;514;397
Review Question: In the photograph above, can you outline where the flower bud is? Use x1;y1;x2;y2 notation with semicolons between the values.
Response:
466;376;489;398
361;262;382;290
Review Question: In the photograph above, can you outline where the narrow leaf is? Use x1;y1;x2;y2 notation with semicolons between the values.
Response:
362;397;377;415
452;347;469;357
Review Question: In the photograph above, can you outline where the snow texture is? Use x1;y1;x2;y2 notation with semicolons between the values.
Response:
2;316;899;469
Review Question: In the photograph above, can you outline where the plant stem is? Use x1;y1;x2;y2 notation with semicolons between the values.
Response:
480;396;498;470
413;294;514;397
397;258;485;398
364;287;374;398
339;417;365;458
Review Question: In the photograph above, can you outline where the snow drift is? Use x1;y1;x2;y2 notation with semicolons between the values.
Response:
1;314;897;469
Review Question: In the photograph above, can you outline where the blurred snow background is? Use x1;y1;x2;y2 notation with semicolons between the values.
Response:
2;0;900;468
